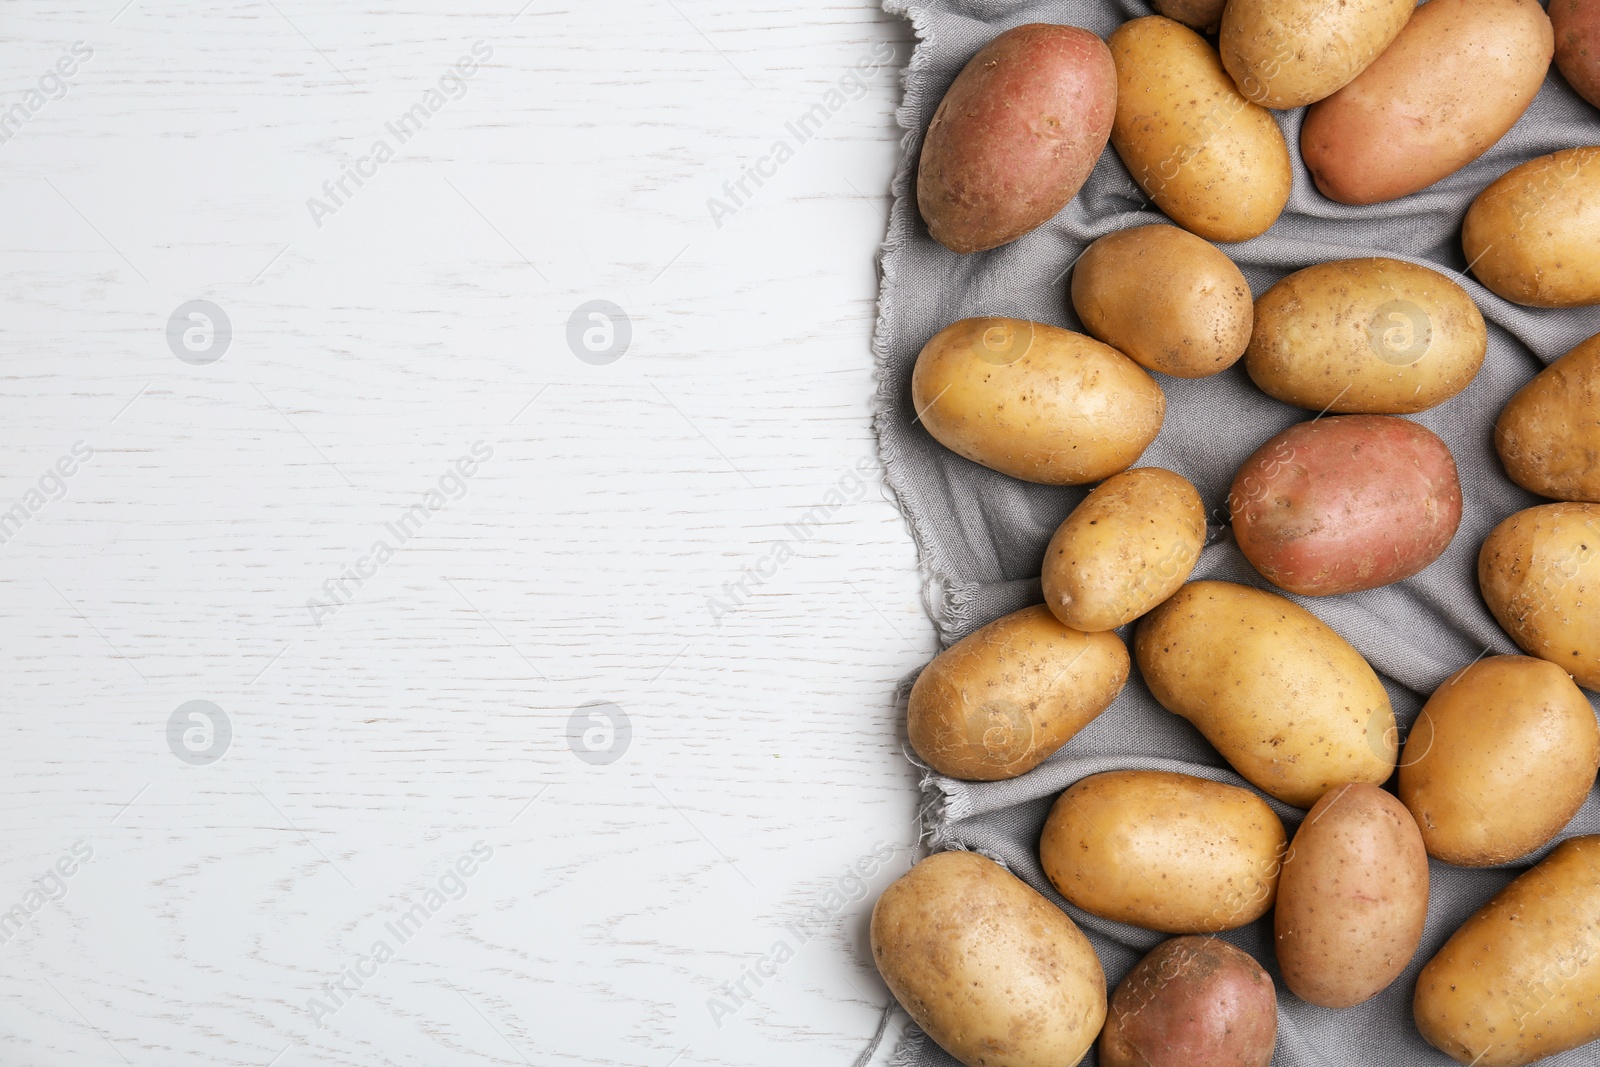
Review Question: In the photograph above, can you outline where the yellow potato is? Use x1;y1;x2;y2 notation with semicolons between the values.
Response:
1415;836;1600;1067
1108;18;1291;243
1479;503;1600;690
871;851;1106;1067
1041;769;1288;933
907;605;1129;781
1274;783;1430;1008
1070;224;1254;378
1399;655;1599;866
1042;468;1205;632
911;318;1166;485
1245;258;1487;414
1464;146;1600;308
1220;0;1413;108
1134;581;1397;807
1496;332;1600;502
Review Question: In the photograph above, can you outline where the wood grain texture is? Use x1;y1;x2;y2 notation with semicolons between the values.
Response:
0;3;925;1064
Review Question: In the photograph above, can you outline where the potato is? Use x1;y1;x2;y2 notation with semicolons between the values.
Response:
1070;224;1254;378
1553;0;1600;109
1040;769;1289;932
1463;146;1600;308
1245;258;1487;413
1152;0;1227;34
1135;581;1397;807
1274;784;1429;1008
1496;332;1600;502
1301;0;1552;205
917;24;1116;254
907;605;1129;781
1230;415;1463;596
1041;468;1205;632
1479;502;1600;691
871;851;1106;1067
1219;0;1412;108
1414;836;1600;1067
911;318;1166;485
1399;656;1599;867
1098;936;1277;1067
1108;18;1291;243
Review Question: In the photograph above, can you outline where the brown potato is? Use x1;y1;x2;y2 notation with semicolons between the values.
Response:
1071;224;1254;378
1108;18;1291;243
917;24;1116;254
907;605;1129;781
1220;0;1413;108
1152;0;1228;34
1496;332;1600;502
1041;468;1206;632
1274;784;1430;1008
1553;0;1600;109
1301;0;1552;205
911;318;1166;485
1399;656;1599;866
871;851;1107;1067
1245;258;1487;414
1040;769;1289;933
1230;415;1463;596
1135;581;1397;808
1463;146;1600;308
1415;836;1600;1067
1479;502;1600;690
1099;936;1277;1067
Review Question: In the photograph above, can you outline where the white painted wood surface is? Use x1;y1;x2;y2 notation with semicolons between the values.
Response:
0;3;927;1064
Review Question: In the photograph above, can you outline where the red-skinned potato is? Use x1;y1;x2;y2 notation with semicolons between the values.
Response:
1230;415;1463;596
1274;784;1430;1008
1099;936;1277;1067
1301;0;1552;205
917;24;1115;254
1553;0;1600;108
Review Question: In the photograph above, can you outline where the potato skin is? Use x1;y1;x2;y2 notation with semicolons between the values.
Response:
1098;936;1277;1067
1041;770;1289;933
1230;415;1463;596
912;318;1166;485
1245;258;1487;414
1414;836;1600;1067
1042;469;1206;633
1301;0;1552;205
1108;18;1291;243
1219;0;1413;109
917;24;1116;254
1071;224;1254;378
1135;581;1398;808
1479;502;1600;690
1496;333;1600;502
1274;784;1429;1008
908;605;1130;781
1552;0;1600;109
870;851;1107;1067
1399;656;1599;866
1464;146;1600;308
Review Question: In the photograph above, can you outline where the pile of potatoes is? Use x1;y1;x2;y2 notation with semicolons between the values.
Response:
876;3;1600;1065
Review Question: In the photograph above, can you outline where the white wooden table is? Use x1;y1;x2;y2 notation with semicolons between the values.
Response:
0;4;928;1064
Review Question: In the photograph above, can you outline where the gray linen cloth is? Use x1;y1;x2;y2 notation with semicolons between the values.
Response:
871;2;1600;1065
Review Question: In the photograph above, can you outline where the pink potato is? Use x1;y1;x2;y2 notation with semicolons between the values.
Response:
917;24;1116;254
1230;415;1462;596
1098;936;1277;1067
1553;0;1600;108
